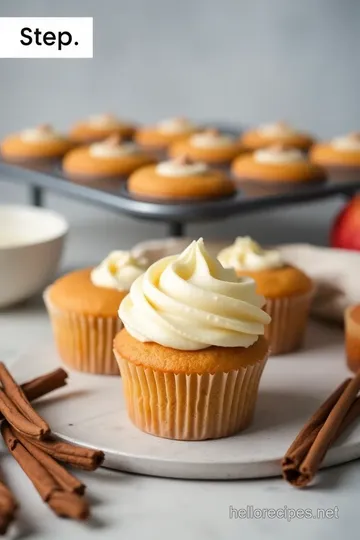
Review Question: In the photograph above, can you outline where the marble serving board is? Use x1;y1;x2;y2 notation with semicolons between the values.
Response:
9;320;360;480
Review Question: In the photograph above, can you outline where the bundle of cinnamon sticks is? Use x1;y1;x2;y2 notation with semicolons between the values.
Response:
282;371;360;487
0;363;104;535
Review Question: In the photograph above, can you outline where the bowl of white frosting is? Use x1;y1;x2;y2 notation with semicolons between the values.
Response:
0;205;68;307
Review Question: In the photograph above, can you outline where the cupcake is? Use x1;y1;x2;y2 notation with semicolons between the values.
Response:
1;124;73;162
63;135;155;181
240;122;315;152
168;129;245;167
345;305;360;373
231;145;326;184
69;114;136;143
218;237;314;355
128;156;235;201
45;250;149;375
135;117;198;152
114;239;271;441
310;132;360;181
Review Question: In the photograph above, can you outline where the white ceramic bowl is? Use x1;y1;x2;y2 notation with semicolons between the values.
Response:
0;205;68;308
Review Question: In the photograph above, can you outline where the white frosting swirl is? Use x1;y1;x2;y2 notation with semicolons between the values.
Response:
254;147;306;164
89;141;138;159
157;117;195;134
331;134;360;152
257;122;298;138
218;237;284;272
91;251;149;291
119;238;270;350
190;132;235;149
87;114;120;128
156;159;208;177
21;125;63;143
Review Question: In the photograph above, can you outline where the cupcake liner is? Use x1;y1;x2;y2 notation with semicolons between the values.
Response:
44;289;122;375
114;350;268;440
265;288;314;355
345;307;360;373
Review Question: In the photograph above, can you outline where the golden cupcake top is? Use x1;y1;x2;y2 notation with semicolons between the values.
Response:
20;124;65;143
331;132;360;152
156;117;197;134
253;145;307;165
119;238;271;351
188;129;236;149
91;250;149;291
241;122;314;152
255;121;299;139
218;237;284;272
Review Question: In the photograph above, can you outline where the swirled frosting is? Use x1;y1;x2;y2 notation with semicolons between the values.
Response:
21;125;63;143
87;114;120;128
119;238;270;350
218;237;284;272
254;146;306;164
157;117;196;134
190;130;235;149
257;122;298;138
91;251;149;291
331;133;360;152
89;137;138;159
156;158;208;177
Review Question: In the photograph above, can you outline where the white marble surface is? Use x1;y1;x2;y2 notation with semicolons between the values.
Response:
0;184;358;539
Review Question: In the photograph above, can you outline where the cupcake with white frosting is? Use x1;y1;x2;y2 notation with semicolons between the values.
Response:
135;117;198;152
44;250;149;374
128;155;235;200
310;132;360;181
114;238;271;440
218;237;314;355
1;124;73;162
240;122;315;152
69;114;136;143
63;135;155;180
168;129;245;166
231;144;325;184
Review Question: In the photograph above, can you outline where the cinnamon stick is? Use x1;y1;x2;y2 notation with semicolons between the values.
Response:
283;373;360;487
29;438;104;471
0;389;44;439
14;432;85;495
0;480;18;535
21;368;68;402
0;363;50;438
2;423;89;520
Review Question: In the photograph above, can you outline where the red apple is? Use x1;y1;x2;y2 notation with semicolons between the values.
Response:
331;196;360;250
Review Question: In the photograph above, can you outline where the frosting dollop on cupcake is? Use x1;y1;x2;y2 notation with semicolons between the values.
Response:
20;124;63;143
257;122;297;138
190;130;235;149
157;117;196;134
89;136;139;159
254;146;306;164
218;237;284;271
119;238;270;350
91;251;149;291
87;114;121;129
331;132;360;152
156;156;208;177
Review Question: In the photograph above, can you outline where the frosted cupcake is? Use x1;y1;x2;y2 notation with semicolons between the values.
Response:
310;132;360;182
114;238;271;440
45;251;149;375
218;237;313;355
63;135;155;180
169;129;245;167
69;114;136;143
135;117;198;152
240;122;315;152
1;124;73;162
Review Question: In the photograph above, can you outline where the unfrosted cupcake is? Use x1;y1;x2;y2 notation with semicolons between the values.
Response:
128;156;235;201
231;145;325;184
135;117;198;152
345;305;360;373
45;250;149;375
310;132;360;181
169;129;245;167
69;114;136;143
1;124;73;162
63;135;155;180
218;237;314;355
114;238;271;440
240;122;315;152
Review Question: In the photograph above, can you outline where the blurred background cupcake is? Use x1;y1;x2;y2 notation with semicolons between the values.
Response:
240;122;315;152
310;132;360;182
69;113;136;143
134;117;198;154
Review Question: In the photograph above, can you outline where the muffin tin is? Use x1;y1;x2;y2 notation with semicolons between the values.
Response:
1;124;360;237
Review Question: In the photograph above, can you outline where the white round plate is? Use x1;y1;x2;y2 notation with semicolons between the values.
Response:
10;321;360;480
